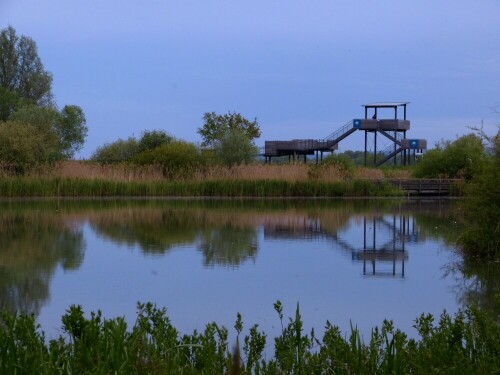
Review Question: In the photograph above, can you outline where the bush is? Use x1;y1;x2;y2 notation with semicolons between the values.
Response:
459;130;500;260
132;141;204;178
90;138;140;164
413;134;486;179
0;121;60;174
308;154;355;180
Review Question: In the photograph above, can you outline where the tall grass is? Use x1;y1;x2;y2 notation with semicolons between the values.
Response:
1;302;499;374
0;177;403;197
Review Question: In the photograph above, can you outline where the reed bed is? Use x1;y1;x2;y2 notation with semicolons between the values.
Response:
0;177;403;198
0;302;498;374
39;161;346;183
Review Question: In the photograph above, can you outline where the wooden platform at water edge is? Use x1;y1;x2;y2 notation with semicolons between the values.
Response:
385;179;463;196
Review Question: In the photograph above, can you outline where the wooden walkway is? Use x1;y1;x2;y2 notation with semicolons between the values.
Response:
385;179;463;195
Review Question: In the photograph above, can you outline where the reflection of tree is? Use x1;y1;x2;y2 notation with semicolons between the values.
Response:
89;209;199;254
445;260;500;320
198;226;258;267
0;213;84;315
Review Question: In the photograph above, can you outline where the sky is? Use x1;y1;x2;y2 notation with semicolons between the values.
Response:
1;0;499;158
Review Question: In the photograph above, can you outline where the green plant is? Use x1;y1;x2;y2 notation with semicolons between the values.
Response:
413;134;486;179
198;111;261;148
132;140;204;179
308;154;355;180
137;130;173;153
91;137;140;164
215;128;258;166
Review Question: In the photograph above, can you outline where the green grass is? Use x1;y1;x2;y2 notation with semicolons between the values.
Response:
1;302;499;374
0;177;404;197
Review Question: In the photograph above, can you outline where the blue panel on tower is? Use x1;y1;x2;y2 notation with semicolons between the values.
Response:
409;139;419;148
353;119;362;129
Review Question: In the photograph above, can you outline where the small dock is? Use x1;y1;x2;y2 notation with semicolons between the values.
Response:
385;179;462;196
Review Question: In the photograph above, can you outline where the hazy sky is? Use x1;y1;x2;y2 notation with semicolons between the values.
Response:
1;0;499;157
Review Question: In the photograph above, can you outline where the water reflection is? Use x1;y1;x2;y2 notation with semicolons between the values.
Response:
0;210;84;315
0;198;497;327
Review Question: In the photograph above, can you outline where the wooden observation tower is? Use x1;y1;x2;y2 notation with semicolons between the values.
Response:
263;102;427;166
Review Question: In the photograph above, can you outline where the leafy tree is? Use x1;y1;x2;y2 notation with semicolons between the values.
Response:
0;27;87;166
137;130;173;153
413;134;486;179
56;105;88;158
197;111;261;148
215;128;258;166
90;138;140;164
0;26;53;108
9;104;87;159
0;86;22;121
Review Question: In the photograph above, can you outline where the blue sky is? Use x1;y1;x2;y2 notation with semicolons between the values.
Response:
1;0;499;157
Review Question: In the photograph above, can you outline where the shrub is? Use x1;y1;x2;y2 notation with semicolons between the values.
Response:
413;134;486;179
0;120;60;174
90;137;140;164
308;154;355;180
132;141;204;178
459;129;500;260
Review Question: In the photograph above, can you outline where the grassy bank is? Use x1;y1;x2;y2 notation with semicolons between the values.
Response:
0;177;403;197
1;302;499;374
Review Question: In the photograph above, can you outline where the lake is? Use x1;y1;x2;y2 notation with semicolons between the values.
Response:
1;198;495;350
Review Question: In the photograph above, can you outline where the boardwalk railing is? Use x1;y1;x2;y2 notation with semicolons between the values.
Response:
384;178;463;195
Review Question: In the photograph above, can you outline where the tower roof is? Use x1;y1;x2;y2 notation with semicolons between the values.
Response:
362;102;410;108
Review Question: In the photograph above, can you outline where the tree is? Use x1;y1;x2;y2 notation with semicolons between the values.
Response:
197;111;261;148
215;128;258;166
9;104;87;159
0;26;53;108
56;105;87;158
137;130;173;153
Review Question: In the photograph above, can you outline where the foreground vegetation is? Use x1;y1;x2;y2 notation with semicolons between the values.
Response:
0;176;402;198
1;302;499;374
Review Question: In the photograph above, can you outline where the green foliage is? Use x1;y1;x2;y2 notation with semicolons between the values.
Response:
132;140;204;178
90;131;172;164
56;105;88;158
0;177;403;197
137;129;173;153
0;121;60;174
215;128;258;166
413;134;487;179
198;111;261;148
0;27;87;169
460;129;500;260
1;302;499;374
0;26;53;107
90;137;140;164
0;87;22;121
308;153;355;180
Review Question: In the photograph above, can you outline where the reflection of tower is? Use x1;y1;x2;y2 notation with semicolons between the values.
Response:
345;214;419;278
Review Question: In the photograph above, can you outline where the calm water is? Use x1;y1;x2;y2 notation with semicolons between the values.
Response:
1;198;496;346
